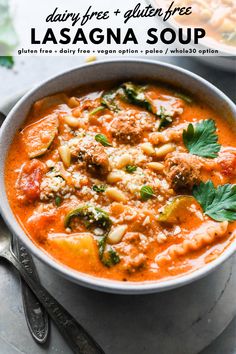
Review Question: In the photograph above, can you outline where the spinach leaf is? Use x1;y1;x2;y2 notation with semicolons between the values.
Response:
102;82;181;131
101;89;120;112
65;205;112;233
98;236;120;267
158;106;173;130
92;184;106;193
122;83;175;131
121;82;153;112
125;165;137;173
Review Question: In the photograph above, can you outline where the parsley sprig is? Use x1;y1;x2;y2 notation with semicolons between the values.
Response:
125;165;137;173
193;181;236;222
140;185;155;201
55;196;62;207
92;184;106;193
183;119;221;158
95;134;112;147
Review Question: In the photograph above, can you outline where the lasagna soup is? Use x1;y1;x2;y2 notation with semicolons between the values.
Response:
5;82;236;282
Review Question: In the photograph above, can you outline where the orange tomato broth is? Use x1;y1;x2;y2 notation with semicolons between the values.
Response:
5;82;236;282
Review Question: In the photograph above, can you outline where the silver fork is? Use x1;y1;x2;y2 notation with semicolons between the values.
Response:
0;216;105;354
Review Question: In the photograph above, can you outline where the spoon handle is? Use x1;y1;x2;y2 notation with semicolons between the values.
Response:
4;250;105;354
14;238;49;344
0;112;49;344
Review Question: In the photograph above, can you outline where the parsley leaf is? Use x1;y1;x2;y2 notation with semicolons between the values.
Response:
193;181;236;222
183;119;221;158
92;184;106;193
95;134;112;147
0;56;14;68
140;185;155;201
55;196;62;207
125;165;137;173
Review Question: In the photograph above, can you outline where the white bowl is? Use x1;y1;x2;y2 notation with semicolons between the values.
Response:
0;59;235;294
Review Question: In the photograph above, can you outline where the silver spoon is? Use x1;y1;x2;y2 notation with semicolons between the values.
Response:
0;111;49;344
14;236;49;343
0;217;105;354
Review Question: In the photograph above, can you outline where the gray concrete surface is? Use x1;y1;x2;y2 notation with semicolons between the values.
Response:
0;56;235;354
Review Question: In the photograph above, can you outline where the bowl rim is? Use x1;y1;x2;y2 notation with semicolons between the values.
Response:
0;58;235;294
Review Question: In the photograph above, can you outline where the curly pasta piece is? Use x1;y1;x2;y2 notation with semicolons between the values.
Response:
156;221;229;266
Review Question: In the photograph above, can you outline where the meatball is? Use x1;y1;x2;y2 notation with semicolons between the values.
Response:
115;232;147;272
79;140;110;175
218;151;236;177
110;110;154;144
68;136;110;175
165;152;201;191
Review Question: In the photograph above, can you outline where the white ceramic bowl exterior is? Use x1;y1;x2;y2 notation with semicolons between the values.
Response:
0;59;235;294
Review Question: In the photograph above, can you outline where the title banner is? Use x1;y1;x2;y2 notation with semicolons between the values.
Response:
1;0;235;57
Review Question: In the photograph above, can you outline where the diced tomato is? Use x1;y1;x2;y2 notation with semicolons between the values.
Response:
72;98;100;117
17;159;45;202
218;152;236;177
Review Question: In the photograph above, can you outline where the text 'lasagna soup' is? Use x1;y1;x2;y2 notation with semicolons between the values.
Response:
5;82;236;282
